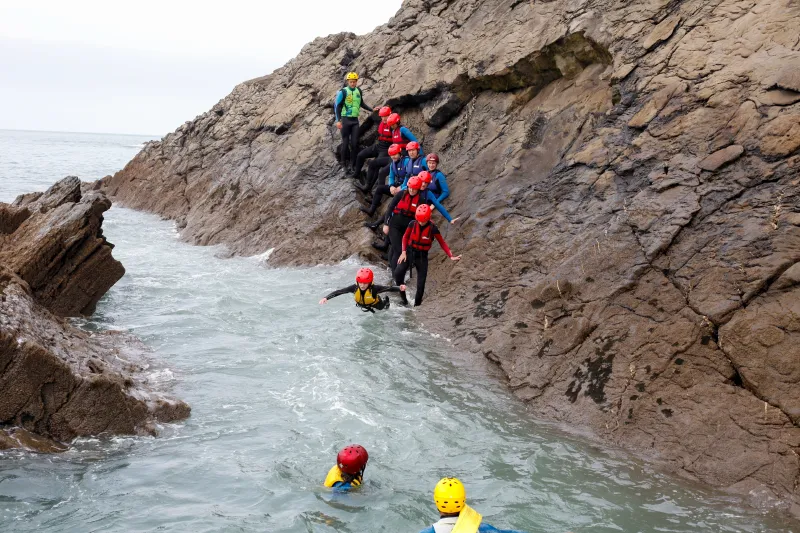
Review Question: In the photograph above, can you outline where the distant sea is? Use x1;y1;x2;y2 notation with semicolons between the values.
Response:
0;129;157;203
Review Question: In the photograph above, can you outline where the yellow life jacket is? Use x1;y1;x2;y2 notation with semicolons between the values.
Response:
452;505;482;533
354;286;379;307
323;465;361;488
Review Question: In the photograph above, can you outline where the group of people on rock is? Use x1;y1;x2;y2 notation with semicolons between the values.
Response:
325;72;460;310
324;444;528;533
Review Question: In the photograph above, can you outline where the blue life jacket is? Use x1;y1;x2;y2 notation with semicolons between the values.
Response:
404;156;427;178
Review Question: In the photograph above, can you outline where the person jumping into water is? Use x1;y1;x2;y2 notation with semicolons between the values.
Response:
417;477;529;533
319;268;405;312
334;72;374;174
323;445;369;491
395;204;461;307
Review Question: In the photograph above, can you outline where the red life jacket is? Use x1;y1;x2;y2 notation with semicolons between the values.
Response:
409;221;435;251
377;122;393;146
391;126;408;150
393;191;421;217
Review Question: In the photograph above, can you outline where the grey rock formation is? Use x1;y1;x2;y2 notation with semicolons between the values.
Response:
102;0;800;514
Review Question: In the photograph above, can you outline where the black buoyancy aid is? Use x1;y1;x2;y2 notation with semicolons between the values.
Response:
391;126;408;150
354;285;380;308
377;122;393;147
409;221;435;251
394;191;421;218
405;156;426;177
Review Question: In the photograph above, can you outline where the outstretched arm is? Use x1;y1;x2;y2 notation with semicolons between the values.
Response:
320;284;357;304
427;194;453;223
360;92;374;113
433;228;460;261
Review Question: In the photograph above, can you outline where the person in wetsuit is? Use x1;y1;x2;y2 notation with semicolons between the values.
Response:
394;204;461;307
323;445;369;492
382;176;457;272
366;113;420;192
361;143;407;220
350;106;393;182
396;141;427;188
424;153;450;203
334;72;374;174
319;268;405;312
417;478;530;533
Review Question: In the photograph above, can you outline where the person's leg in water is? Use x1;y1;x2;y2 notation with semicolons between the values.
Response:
413;251;429;306
393;256;411;305
353;145;378;180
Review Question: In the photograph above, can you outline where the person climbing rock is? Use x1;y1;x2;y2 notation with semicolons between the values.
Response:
360;143;407;221
323;445;369;491
319;268;405;312
394;205;461;307
334;72;374;174
417;478;528;533
371;112;420;188
351;106;393;182
425;153;450;203
401;171;455;223
398;141;427;185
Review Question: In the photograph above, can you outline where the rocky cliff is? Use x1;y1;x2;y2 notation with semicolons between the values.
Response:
0;177;190;449
103;0;800;514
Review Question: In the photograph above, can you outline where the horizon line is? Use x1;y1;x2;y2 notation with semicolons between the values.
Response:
0;127;164;138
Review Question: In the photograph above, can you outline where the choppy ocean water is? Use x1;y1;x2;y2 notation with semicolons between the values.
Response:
0;130;795;532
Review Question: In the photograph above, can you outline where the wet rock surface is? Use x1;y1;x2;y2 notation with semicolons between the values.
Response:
103;0;800;514
0;178;190;449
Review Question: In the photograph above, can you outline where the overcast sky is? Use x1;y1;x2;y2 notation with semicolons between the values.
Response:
0;1;403;135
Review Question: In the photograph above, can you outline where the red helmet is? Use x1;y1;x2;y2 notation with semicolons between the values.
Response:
379;106;392;117
388;144;402;156
387;113;401;127
408;176;422;190
356;268;374;284
415;204;432;224
426;153;439;163
406;141;420;152
417;171;432;184
337;444;369;475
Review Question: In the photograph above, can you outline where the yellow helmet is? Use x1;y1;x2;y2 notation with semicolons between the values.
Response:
345;72;359;81
433;477;466;514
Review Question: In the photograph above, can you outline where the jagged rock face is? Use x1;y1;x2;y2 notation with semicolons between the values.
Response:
1;176;125;317
0;178;190;447
104;0;800;512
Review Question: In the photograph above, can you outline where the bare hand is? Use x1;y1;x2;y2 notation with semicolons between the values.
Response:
390;186;399;195
450;217;460;225
336;121;342;130
400;284;406;291
382;225;389;235
319;298;328;305
450;255;461;261
398;252;407;264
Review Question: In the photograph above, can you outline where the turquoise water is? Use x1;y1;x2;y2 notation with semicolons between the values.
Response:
0;130;795;532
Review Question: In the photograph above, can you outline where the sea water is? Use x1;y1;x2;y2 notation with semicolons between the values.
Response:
0;130;795;532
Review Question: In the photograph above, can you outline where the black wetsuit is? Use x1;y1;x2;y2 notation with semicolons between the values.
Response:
383;190;422;271
335;88;373;169
353;121;393;180
393;221;453;307
323;283;400;312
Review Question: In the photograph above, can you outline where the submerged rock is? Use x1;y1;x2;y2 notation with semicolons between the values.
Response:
0;178;190;449
103;0;800;515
